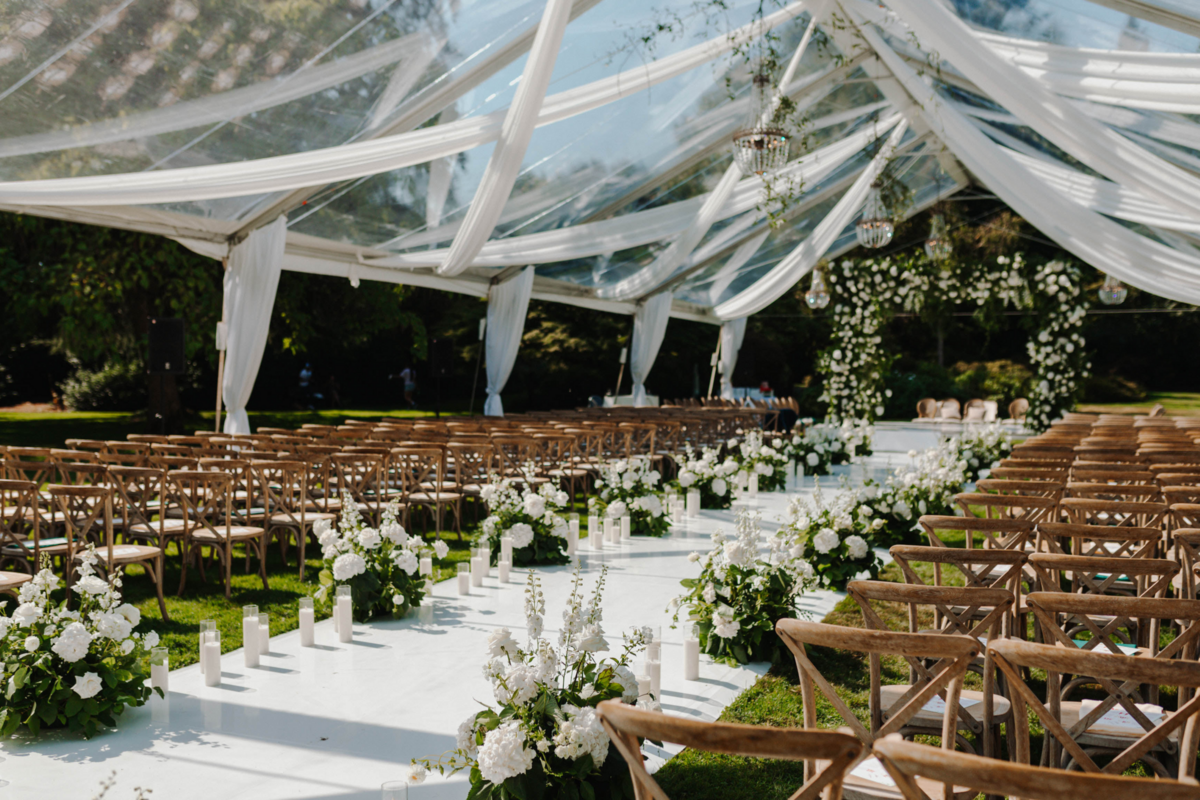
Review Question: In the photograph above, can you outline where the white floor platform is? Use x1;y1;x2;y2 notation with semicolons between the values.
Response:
0;480;896;799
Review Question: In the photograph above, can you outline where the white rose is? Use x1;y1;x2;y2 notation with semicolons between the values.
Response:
74;575;109;596
487;627;521;658
678;471;696;488
52;622;93;662
23;636;39;652
356;527;382;550
120;639;136;655
687;552;701;563
72;672;103;700
116;603;141;627
579;624;609;653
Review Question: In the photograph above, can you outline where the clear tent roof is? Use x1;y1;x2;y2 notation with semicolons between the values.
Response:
2;0;1200;321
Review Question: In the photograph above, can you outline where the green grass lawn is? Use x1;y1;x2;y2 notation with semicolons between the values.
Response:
0;408;458;448
1079;391;1200;416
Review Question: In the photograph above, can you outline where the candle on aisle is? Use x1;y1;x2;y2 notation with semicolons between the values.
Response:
686;489;700;518
498;559;511;583
587;515;599;548
749;473;759;497
637;674;651;700
481;544;492;578
150;647;169;694
620;515;631;539
457;562;471;595
500;536;513;563
198;619;215;674
797;463;804;484
334;586;351;633
471;550;485;587
337;592;353;643
258;612;270;654
419;557;433;578
242;605;260;668
684;624;700;681
299;598;315;647
648;657;662;701
566;528;577;555
203;630;222;687
569;512;580;537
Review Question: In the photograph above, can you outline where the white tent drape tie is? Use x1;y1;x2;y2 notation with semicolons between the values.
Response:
867;0;1200;226
438;0;573;277
221;217;288;434
629;293;672;407
718;318;748;400
484;267;535;417
857;20;1200;304
715;117;909;320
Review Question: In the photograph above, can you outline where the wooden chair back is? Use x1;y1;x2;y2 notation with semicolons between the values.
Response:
889;545;1026;636
954;491;1059;524
0;479;42;569
1036;521;1161;560
918;514;1033;551
46;484;114;574
1027;553;1178;602
1060;497;1168;529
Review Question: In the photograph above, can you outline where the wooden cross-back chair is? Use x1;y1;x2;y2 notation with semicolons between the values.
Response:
846;581;1015;759
535;434;588;504
889;545;1027;639
918;514;1034;555
1064;482;1163;504
1174;528;1200;600
489;435;548;488
168;470;268;599
989;638;1200;780
973;479;1064;503
0;479;40;595
1071;468;1155;485
48;483;168;619
872;736;1200;800
1060;497;1168;530
108;465;189;566
596;699;863;800
391;447;454;535
1026;592;1200;707
954;491;1059;525
446;442;494;524
328;452;384;526
251;460;334;579
775;619;981;800
1036;521;1161;560
987;466;1068;482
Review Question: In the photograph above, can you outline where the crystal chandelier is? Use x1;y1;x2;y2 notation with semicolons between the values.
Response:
924;213;952;261
731;72;789;176
1098;273;1128;306
856;182;894;249
805;268;830;309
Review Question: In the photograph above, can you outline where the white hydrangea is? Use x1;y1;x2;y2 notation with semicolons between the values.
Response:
356;527;382;550
553;706;609;766
606;500;627;519
392;549;418;575
523;494;546;518
433;539;449;559
845;535;869;560
813;528;840;554
478;722;535;785
332;552;366;581
508;523;534;549
457;715;480;757
487;627;520;659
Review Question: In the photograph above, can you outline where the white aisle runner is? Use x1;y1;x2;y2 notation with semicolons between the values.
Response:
0;484;891;799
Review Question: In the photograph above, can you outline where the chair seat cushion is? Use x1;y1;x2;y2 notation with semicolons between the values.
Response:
880;685;1011;727
0;571;33;589
191;525;266;542
79;544;163;563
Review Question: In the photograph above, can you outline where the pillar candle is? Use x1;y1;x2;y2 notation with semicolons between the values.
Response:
481;546;492;577
498;559;511;583
337;595;353;643
419;557;433;577
334;586;351;633
686;490;700;517
684;629;700;680
637;674;651;700
500;536;513;562
603;517;614;544
198;620;214;674
620;516;631;539
566;529;577;555
648;658;662;700
299;598;315;647
569;514;580;537
242;606;260;668
749;473;759;496
457;563;471;595
203;631;222;687
258;613;270;654
471;554;485;587
587;515;599;548
150;648;169;694
797;463;804;483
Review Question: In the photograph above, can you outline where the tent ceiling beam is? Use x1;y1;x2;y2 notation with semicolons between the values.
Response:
1081;0;1200;39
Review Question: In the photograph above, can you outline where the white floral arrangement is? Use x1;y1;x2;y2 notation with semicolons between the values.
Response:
1025;259;1089;432
779;488;883;591
593;458;668;537
732;430;789;492
787;419;874;476
671;509;814;666
316;502;445;621
955;422;1013;481
673;445;739;509
412;567;650;799
0;547;158;738
868;440;970;547
481;478;570;565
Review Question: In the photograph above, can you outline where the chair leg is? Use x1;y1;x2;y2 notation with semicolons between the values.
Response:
177;544;190;597
153;555;170;621
224;540;232;600
298;525;307;581
259;534;269;590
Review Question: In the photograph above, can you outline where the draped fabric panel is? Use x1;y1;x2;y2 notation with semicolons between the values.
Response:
714;118;909;320
719;317;748;400
858;21;1200;306
437;0;573;277
630;292;673;407
869;0;1200;226
0;2;808;207
484;267;536;417
221;217;288;434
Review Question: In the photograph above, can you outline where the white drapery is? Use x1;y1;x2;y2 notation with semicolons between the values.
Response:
221;217;288;434
871;0;1200;226
858;21;1200;305
0;3;808;207
718;317;747;399
715;117;909;319
438;0;573;277
629;292;673;407
484;267;535;417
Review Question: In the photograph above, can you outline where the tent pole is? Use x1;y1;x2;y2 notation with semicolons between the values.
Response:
468;317;486;417
707;329;722;399
214;256;228;433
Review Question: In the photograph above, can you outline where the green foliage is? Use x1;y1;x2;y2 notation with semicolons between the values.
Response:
949;359;1032;407
60;359;146;412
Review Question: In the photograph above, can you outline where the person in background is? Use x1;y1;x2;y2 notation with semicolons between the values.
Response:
759;380;774;398
399;365;416;408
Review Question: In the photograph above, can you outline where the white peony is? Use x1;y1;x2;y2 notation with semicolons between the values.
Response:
813;528;840;554
95;612;133;642
116;603;141;627
508;523;534;549
52;622;92;662
478;722;536;785
72;671;103;699
392;549;418;575
711;478;727;497
433;539;449;559
332;552;366;581
845;535;869;560
523;494;546;518
487;627;520;659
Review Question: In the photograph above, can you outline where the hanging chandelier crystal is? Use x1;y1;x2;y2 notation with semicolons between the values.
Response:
924;213;952;261
805;268;830;309
731;72;789;176
856;182;894;249
1098;273;1128;306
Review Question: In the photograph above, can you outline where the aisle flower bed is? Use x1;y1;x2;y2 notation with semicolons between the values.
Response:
785;420;873;476
481;479;571;566
674;446;738;509
780;490;883;591
593;458;669;537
